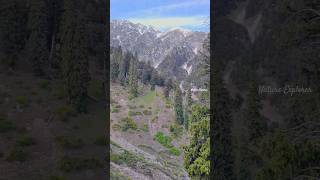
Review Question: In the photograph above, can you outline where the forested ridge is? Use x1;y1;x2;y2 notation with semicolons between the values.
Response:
0;0;107;179
213;0;320;179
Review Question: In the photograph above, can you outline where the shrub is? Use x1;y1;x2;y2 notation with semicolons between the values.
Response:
15;96;29;107
111;150;144;168
128;111;142;116
110;141;121;148
151;116;158;123
169;123;183;138
55;136;83;149
142;124;149;132
148;107;152;109
154;132;181;156
168;147;181;156
139;105;144;108
128;105;136;109
110;98;116;104
115;105;122;109
110;153;124;164
53;105;75;121
120;117;137;131
111;108;119;113
143;110;152;116
16;136;36;146
111;171;130;180
0;119;15;133
6;147;27;162
58;156;103;172
112;124;121;131
154;132;173;148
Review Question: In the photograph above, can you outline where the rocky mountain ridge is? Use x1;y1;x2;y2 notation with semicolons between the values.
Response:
110;20;208;81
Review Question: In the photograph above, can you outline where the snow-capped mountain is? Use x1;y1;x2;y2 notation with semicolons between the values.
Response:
110;20;208;80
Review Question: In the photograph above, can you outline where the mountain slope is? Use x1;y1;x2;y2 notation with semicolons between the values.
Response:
110;83;189;180
110;20;208;82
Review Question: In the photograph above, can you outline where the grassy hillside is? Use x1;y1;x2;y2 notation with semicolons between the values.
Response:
110;82;189;180
0;63;106;180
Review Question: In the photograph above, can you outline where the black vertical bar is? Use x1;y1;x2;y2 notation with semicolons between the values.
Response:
105;0;110;179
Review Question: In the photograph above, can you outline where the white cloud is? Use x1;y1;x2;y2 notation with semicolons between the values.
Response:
128;16;207;30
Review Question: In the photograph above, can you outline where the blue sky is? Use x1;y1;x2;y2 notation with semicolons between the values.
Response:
111;0;210;32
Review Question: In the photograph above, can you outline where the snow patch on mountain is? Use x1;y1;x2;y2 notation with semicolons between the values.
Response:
182;62;193;75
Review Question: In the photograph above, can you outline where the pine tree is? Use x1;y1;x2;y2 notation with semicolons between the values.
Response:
187;88;193;108
26;0;49;76
184;104;210;179
244;80;267;143
174;84;184;125
128;56;138;98
47;0;63;73
60;0;90;112
110;47;121;82
163;79;172;99
141;61;152;84
211;62;234;179
118;51;130;85
0;0;27;67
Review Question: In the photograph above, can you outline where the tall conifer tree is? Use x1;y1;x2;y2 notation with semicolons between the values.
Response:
174;84;184;125
211;62;234;179
128;55;138;98
60;0;90;112
26;0;49;76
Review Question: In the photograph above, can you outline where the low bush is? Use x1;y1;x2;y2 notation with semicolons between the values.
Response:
58;156;103;172
15;96;29;107
0;119;15;133
120;117;137;131
128;105;136;109
53;105;76;121
55;136;83;149
154;132;181;156
168;147;181;156
16;136;36;147
143;110;152;116
142;124;149;132
154;132;173;148
151;116;158;123
128;111;142;116
110;150;144;168
111;108;119;113
169;123;183;138
112;124;121;131
6;147;27;162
